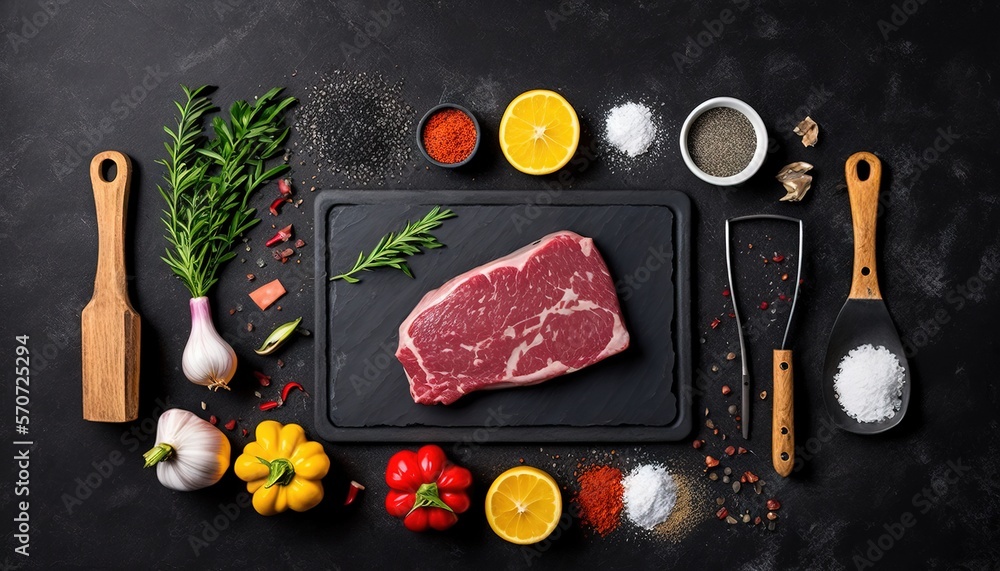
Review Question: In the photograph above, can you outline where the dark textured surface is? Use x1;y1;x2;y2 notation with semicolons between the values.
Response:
315;191;687;440
2;1;999;569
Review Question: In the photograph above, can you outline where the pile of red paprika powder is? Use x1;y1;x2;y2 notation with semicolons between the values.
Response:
573;465;625;536
422;108;477;164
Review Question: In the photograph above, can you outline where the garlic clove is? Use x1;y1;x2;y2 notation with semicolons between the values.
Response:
183;297;238;391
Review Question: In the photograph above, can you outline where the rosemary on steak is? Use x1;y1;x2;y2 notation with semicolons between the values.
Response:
159;85;296;297
331;206;456;283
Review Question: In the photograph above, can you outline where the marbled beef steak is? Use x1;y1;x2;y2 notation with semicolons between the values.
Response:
396;231;630;405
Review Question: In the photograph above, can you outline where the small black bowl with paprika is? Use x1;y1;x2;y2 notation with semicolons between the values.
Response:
416;103;481;168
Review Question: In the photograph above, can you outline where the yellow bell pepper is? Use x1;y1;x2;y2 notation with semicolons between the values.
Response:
235;421;330;516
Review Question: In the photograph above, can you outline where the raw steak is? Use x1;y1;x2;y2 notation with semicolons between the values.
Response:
396;230;630;405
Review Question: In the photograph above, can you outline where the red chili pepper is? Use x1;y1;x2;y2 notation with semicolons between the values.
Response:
259;400;280;411
269;197;289;216
224;419;237;431
265;224;293;247
344;480;365;506
760;301;770;310
722;288;730;297
281;381;305;403
278;178;293;197
384;444;472;532
241;428;249;437
710;318;721;330
209;415;218;425
772;254;785;263
253;371;271;387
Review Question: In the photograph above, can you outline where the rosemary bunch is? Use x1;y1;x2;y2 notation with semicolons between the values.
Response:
159;85;295;298
331;206;457;283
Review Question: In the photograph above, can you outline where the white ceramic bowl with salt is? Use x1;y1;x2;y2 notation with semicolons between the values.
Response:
679;96;768;186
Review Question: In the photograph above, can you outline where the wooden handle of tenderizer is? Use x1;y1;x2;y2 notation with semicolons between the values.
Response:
845;151;882;300
89;151;133;299
81;151;140;422
772;349;794;477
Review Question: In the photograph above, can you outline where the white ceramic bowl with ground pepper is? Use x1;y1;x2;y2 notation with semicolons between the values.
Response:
679;97;767;186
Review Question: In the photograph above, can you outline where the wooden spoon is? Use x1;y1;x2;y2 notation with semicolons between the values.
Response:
821;152;911;433
81;151;140;422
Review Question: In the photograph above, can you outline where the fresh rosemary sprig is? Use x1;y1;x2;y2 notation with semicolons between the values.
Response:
331;206;457;283
158;85;295;298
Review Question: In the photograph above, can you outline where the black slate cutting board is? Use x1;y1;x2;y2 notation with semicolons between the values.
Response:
313;190;691;442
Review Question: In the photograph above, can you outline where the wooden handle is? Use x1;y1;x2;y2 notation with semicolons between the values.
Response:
82;150;139;422
771;349;794;477
89;151;133;300
844;151;882;299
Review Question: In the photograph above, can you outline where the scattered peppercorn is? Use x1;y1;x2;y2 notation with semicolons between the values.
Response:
760;301;770;310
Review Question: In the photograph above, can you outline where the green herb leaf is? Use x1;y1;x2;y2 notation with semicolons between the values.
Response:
330;207;456;284
159;85;296;297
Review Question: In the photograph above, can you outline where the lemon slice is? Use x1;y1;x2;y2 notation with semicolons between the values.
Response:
499;89;580;175
485;466;563;544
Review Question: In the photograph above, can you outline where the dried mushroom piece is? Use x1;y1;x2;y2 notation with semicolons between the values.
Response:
793;116;818;147
777;162;814;202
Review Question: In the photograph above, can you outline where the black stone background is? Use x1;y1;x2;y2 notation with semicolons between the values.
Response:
2;1;999;569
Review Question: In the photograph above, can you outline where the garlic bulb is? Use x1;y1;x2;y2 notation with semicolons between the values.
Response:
143;409;231;492
183;297;237;391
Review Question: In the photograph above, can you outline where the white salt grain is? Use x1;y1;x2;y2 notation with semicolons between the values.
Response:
605;102;657;157
622;464;677;530
834;344;906;422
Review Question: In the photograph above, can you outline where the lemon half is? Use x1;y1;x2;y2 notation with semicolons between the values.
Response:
499;89;580;175
485;465;563;544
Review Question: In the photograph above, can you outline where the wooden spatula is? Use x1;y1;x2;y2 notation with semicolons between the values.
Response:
81;151;140;422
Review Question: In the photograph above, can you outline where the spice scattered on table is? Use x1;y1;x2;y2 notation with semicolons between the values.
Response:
295;70;414;185
688;107;755;177
834;344;906;422
574;465;624;536
605;101;658;158
422;107;477;164
622;464;677;530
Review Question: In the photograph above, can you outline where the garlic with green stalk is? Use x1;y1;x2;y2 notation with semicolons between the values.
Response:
143;408;231;492
182;297;237;391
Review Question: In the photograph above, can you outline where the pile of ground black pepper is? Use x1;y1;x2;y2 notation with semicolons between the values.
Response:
688;107;756;177
294;70;414;185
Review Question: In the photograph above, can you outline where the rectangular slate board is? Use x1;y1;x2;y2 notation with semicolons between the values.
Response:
313;190;691;442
